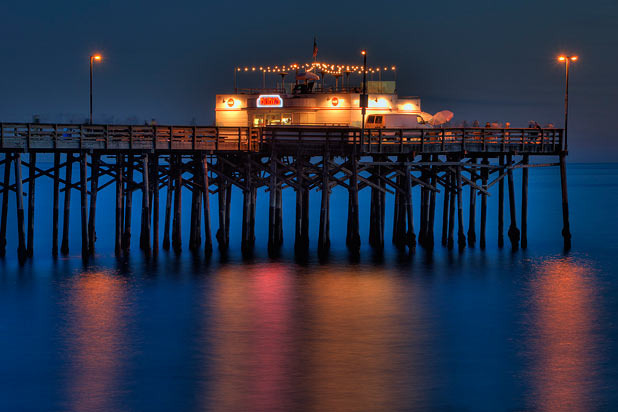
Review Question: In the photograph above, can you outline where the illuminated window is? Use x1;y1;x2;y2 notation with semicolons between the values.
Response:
253;115;264;127
266;114;281;125
281;113;292;125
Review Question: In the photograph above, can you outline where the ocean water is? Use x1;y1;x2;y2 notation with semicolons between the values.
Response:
1;161;617;411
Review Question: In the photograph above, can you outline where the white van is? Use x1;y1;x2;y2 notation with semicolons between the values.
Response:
365;113;429;129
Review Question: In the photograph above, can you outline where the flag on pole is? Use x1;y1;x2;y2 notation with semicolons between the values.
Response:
312;37;318;60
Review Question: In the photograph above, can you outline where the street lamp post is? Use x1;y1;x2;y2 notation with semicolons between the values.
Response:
90;54;102;124
558;55;578;151
360;50;367;149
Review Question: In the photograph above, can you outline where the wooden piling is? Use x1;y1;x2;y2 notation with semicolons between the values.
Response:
189;158;199;251
506;154;520;249
172;155;182;253
559;153;572;250
216;156;228;251
441;164;450;247
521;155;528;249
241;155;254;256
403;165;416;251
447;170;456;250
79;153;89;259
60;153;72;255
200;154;213;257
467;158;477;247
0;154;11;258
318;152;331;257
26;153;36;258
123;154;134;253
52;153;59;257
14;154;27;262
426;155;437;250
275;178;283;248
480;157;489;249
115;154;124;256
163;156;173;251
498;155;505;248
142;154;151;256
268;152;277;255
152;155;159;255
88;153;99;256
346;155;360;252
456;165;466;250
419;155;429;246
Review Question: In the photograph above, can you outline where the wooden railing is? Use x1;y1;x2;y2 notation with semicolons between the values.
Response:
262;126;565;154
0;123;260;152
0;123;564;154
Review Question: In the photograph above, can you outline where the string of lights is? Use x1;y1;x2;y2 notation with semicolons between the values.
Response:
235;62;396;75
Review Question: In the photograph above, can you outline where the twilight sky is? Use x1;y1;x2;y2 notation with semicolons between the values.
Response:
1;0;617;161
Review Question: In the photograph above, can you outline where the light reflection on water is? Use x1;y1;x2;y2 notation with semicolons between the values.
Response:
59;270;131;412
523;256;602;411
203;263;431;411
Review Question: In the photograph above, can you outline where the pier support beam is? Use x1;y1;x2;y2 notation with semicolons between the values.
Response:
241;155;255;256
456;164;466;250
419;154;429;247
441;164;450;247
123;154;134;253
115;154;124;256
369;159;385;251
498;155;505;248
141;155;151;256
521;155;528;249
26;153;36;258
200;154;213;257
403;165;416;252
507;154;520;249
52;153;59;257
559;153;572;250
346;155;360;253
172;155;182;253
163;156;173;251
448;169;456;250
88;154;100;256
268;152;278;256
189;157;199;252
79;153;89;259
14;154;26;263
152;155;159;256
426;156;437;250
60;154;73;255
318;152;331;258
0;154;12;258
467;158;477;248
480;157;489;249
295;154;309;255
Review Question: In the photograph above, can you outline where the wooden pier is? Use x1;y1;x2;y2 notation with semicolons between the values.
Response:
0;123;570;262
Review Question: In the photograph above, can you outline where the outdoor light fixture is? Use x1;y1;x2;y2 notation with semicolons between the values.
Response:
90;53;103;124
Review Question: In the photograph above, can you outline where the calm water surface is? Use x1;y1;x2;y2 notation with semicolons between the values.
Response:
1;163;617;411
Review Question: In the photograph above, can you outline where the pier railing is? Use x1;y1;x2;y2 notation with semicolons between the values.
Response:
0;123;260;152
0;123;564;155
261;126;564;154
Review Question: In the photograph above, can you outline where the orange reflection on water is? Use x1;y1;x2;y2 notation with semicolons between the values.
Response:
205;264;427;412
63;271;129;412
206;263;295;411
526;257;599;412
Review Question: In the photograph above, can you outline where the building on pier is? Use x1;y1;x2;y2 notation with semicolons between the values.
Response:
216;61;421;127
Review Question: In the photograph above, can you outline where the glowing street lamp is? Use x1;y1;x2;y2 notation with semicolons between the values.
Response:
557;54;578;150
90;54;103;124
360;50;367;148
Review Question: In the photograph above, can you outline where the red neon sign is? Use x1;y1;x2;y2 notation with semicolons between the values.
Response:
257;94;283;108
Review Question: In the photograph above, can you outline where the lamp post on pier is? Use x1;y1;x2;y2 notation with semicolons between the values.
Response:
90;54;102;124
558;54;578;151
360;50;368;148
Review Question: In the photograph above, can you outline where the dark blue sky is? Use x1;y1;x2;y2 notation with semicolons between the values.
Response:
1;0;616;161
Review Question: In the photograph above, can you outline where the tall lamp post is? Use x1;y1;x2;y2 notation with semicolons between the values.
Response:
360;50;368;148
558;55;578;151
90;54;102;124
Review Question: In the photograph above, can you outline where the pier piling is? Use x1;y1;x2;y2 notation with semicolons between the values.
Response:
498;155;505;248
14;154;26;262
507;154;520;249
467;158;477;248
26;153;36;258
60;154;72;255
559;153;572;250
88;154;99;256
521;155;528;249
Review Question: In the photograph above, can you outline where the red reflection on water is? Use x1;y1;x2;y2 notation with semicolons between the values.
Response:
63;272;128;412
526;257;599;412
